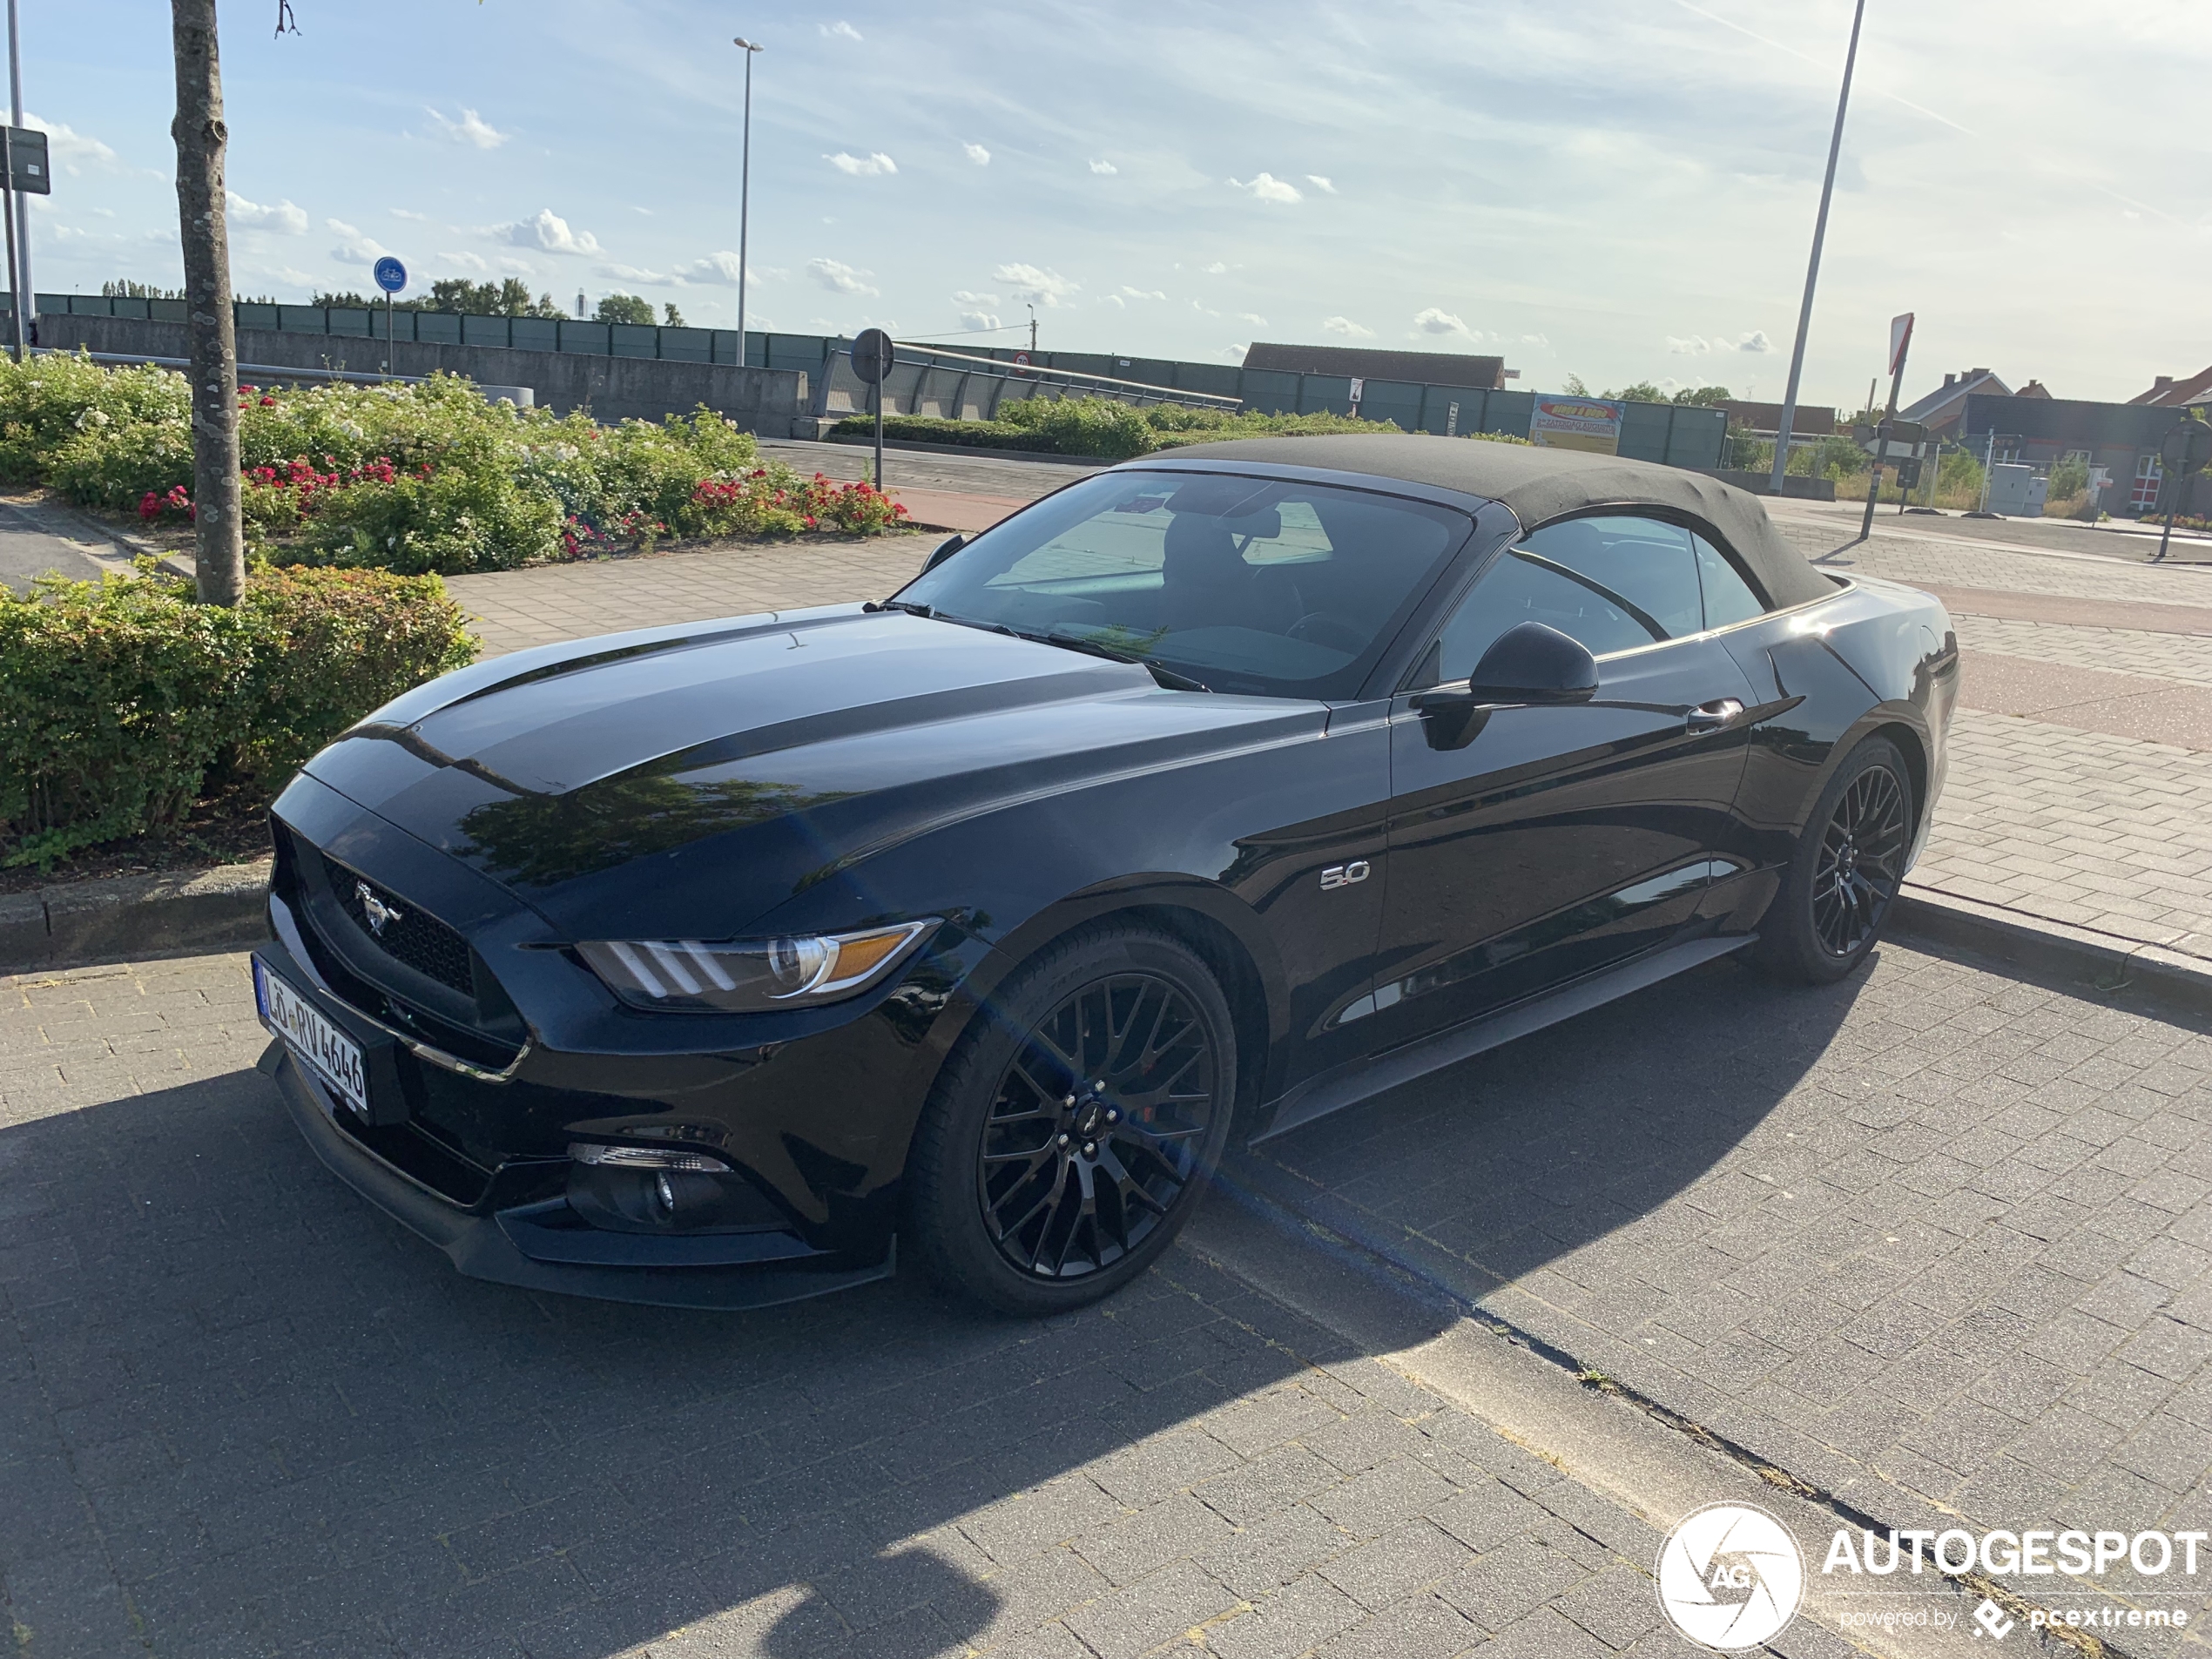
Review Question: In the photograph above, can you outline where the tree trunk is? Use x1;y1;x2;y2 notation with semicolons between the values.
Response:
169;0;244;606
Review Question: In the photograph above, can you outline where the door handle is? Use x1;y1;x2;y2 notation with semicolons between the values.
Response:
1686;698;1744;733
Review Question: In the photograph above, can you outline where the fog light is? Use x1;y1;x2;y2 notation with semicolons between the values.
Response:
568;1141;728;1173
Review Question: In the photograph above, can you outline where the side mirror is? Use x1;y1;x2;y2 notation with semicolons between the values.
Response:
1409;622;1597;750
923;534;965;572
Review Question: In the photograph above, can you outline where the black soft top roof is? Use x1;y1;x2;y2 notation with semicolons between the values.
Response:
1153;433;1838;610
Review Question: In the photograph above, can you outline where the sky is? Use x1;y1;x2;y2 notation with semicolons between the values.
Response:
24;0;2212;409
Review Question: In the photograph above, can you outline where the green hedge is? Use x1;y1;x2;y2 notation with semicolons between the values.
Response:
830;397;1533;461
0;563;478;869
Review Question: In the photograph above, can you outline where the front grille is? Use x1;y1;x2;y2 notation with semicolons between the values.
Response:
323;853;475;996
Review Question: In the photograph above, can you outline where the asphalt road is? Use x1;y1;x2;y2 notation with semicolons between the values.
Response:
0;499;109;595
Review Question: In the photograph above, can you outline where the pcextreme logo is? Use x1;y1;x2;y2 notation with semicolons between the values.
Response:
1656;1503;1806;1650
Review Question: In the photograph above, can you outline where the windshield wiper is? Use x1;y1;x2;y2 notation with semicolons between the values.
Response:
867;600;1022;640
1040;631;1211;692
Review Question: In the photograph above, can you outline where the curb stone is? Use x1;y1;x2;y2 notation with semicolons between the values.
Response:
0;859;271;974
1893;884;2212;1019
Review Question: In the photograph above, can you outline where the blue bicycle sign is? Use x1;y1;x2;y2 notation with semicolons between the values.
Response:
372;256;407;294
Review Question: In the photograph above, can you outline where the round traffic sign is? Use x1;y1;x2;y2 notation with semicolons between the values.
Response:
373;256;408;295
2161;417;2212;474
852;327;894;385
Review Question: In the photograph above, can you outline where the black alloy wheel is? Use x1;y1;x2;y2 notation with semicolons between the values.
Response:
1811;760;1908;958
977;973;1217;1280
1758;735;1913;984
904;923;1237;1313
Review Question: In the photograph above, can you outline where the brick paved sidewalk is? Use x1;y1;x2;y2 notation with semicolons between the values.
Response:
1247;936;2212;1649
3;953;1759;1659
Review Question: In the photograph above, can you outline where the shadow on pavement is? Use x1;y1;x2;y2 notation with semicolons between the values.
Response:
0;952;1856;1658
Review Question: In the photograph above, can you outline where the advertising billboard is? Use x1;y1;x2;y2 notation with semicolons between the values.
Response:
1528;395;1624;454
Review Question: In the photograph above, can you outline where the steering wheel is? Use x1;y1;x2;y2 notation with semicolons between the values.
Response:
1287;612;1366;653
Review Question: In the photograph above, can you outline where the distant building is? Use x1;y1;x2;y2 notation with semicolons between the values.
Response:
1239;341;1511;390
1961;391;2207;518
2128;367;2212;408
1899;368;2013;436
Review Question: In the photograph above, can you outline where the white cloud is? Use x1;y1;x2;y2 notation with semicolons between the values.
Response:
439;250;489;272
1120;286;1165;300
1737;330;1773;353
1413;307;1474;339
960;310;1002;332
24;113;118;173
501;208;603;257
390;207;428;221
227;192;307;234
826;152;897;177
1238;313;1268;326
426;107;508;150
951;290;998;306
1321;315;1374;337
1203;261;1229;275
1522;334;1550;347
497;256;535;276
325;218;390;262
963;142;991;166
821;20;863;40
672;251;771;287
601;262;671;284
1089;159;1117;175
1305;175;1338;194
993;262;1080;307
1667;334;1714;354
1221;344;1250;362
807;257;878;296
1229;172;1302;204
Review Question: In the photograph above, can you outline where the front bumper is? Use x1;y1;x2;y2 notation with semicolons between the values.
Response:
267;1041;894;1309
253;927;900;1310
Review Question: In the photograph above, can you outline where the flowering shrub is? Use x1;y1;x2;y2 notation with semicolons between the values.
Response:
138;483;195;523
0;562;476;868
0;354;914;575
685;471;909;538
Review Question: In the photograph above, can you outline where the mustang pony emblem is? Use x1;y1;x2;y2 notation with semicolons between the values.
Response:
356;880;403;938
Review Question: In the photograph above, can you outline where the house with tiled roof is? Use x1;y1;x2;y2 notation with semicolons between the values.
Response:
2128;366;2212;408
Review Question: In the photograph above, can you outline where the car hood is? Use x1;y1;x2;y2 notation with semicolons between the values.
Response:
302;605;1323;940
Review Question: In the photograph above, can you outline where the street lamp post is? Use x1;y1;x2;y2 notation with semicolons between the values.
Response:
7;0;29;354
732;37;763;369
1769;0;1867;496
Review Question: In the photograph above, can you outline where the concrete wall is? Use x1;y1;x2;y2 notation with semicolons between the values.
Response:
36;313;807;436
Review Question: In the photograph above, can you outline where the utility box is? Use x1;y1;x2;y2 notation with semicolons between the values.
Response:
1986;462;2047;517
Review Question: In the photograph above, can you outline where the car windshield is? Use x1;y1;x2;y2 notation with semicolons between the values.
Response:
890;469;1473;699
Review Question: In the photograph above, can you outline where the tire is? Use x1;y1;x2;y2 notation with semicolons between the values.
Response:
903;921;1238;1315
1757;735;1913;985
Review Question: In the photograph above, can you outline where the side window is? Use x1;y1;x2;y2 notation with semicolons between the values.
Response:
1694;533;1768;629
1420;515;1703;685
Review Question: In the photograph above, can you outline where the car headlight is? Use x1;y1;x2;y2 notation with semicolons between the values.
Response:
577;920;936;1013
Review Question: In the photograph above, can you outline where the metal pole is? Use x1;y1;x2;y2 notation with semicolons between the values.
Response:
1978;428;1995;514
872;376;883;491
0;129;17;364
1860;348;1907;542
2157;440;2179;561
385;290;393;376
733;38;761;368
1769;0;1865;495
7;0;26;350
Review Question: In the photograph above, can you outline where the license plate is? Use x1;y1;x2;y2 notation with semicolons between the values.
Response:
253;959;370;1120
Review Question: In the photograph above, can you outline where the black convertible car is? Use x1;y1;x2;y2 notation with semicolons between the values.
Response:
253;435;1956;1312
